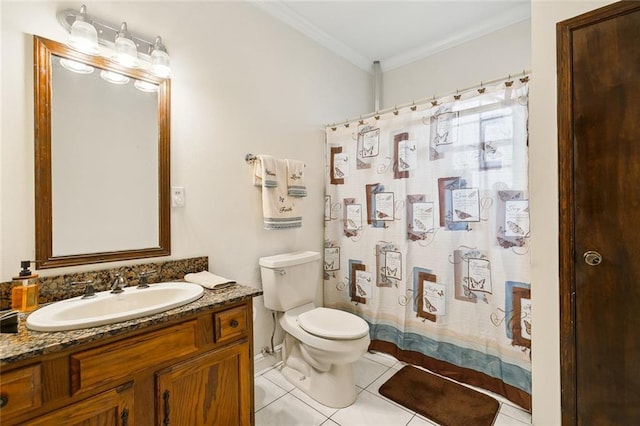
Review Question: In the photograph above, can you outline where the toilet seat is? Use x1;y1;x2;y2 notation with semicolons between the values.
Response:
297;307;369;340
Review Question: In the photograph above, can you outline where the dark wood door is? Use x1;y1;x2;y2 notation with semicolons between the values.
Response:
558;2;640;425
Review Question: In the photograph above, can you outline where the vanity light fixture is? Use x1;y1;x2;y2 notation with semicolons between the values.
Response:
113;22;140;68
66;4;99;55
57;5;171;77
150;37;171;78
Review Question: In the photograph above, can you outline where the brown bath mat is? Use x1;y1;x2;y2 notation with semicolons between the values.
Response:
379;366;499;426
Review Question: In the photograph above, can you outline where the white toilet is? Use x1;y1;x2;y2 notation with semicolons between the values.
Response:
259;251;370;408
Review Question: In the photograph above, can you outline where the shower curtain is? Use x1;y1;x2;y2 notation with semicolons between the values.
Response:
324;79;531;410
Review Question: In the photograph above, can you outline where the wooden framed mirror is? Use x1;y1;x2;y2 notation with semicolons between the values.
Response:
34;35;170;269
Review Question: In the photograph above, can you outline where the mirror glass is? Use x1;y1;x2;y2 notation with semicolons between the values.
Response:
34;36;170;269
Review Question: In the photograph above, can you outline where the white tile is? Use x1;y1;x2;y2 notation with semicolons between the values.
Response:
263;366;296;392
391;360;408;371
407;414;439;426
365;366;400;394
254;375;287;411
493;412;531;426
353;357;390;388
255;363;276;377
331;390;414;426
363;368;414;414
499;403;532;424
290;387;339;418
365;368;415;414
363;351;399;368
256;393;329;426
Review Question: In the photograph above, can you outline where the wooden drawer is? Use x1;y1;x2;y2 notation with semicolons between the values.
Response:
70;320;198;395
0;363;42;419
214;305;248;343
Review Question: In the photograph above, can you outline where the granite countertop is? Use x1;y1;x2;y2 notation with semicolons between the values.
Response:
0;283;262;366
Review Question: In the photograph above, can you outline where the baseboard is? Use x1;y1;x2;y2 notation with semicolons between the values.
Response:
254;344;283;374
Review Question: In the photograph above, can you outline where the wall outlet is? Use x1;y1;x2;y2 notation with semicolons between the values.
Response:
172;187;185;207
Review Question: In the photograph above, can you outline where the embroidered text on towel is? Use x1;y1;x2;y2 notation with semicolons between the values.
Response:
286;159;307;197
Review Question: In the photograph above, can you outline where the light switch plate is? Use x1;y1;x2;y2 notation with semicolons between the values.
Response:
172;186;185;207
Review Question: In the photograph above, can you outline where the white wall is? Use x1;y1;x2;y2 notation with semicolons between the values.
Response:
529;1;614;424
0;1;371;355
382;19;532;109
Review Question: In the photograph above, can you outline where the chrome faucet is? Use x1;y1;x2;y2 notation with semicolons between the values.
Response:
137;270;157;289
110;274;127;294
71;280;96;299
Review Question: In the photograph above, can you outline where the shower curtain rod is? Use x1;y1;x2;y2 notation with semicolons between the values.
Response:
327;69;532;130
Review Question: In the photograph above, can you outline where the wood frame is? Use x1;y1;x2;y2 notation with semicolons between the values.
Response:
557;2;639;424
33;36;171;269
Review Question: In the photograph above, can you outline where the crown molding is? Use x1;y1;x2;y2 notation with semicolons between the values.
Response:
381;3;531;71
250;1;373;73
250;1;531;74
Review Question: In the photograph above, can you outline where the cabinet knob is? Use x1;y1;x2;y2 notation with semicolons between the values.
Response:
0;394;8;409
230;319;239;328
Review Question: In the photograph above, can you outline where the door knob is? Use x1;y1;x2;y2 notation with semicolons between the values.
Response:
583;251;602;266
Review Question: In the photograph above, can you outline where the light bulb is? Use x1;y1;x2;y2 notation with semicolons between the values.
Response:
68;5;99;55
150;36;171;78
113;22;139;68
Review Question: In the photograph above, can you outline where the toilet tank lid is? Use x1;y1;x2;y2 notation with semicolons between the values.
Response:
259;251;321;268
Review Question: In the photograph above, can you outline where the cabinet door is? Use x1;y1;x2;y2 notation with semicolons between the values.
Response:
0;364;42;421
156;342;251;426
25;383;134;426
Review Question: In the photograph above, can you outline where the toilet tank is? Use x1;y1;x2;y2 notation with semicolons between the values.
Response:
259;251;321;311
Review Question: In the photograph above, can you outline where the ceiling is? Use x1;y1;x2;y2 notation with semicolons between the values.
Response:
251;1;531;72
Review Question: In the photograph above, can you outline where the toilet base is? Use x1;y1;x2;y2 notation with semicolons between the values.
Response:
280;362;358;408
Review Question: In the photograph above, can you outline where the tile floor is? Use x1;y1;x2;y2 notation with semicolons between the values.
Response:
255;351;532;426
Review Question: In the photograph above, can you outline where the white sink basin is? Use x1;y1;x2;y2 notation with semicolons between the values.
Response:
26;282;204;332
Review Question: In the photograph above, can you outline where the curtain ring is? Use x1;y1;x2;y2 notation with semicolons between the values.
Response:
393;105;399;115
478;82;486;94
331;124;337;131
410;101;417;111
505;74;514;87
454;89;461;101
374;111;380;120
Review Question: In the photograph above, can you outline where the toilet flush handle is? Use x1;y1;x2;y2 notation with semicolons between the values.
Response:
276;269;287;275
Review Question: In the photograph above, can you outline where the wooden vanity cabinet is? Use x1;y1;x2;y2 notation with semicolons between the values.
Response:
156;341;251;425
25;383;134;426
0;300;255;426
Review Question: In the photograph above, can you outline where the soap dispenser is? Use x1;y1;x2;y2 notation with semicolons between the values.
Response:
11;260;39;312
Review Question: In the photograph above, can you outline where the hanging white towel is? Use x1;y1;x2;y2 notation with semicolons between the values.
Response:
261;159;302;229
286;159;307;197
184;271;236;289
253;154;278;188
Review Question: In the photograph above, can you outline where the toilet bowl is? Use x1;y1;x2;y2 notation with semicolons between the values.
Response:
278;303;370;408
259;251;371;408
